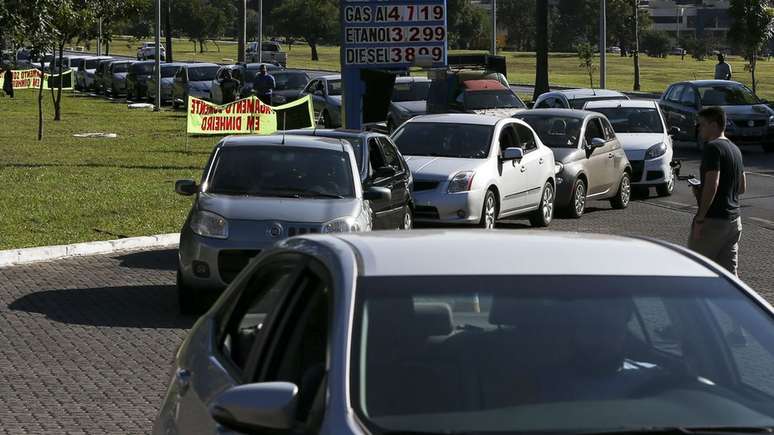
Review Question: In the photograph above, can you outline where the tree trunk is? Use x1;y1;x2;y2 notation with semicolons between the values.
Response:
38;59;45;141
165;0;174;62
310;41;319;61
105;40;110;56
54;41;64;121
237;0;245;63
751;51;757;95
533;0;549;101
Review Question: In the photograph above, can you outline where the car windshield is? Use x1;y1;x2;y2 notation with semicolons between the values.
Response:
132;63;154;74
161;66;179;78
517;115;582;148
84;59;100;69
392;81;431;102
188;66;218;81
207;146;355;198
588;107;664;134
274;72;308;90
393;123;492;159
327;79;342;96
353;275;774;433
111;63;129;73
463;90;525;110
570;96;625;109
698;84;760;106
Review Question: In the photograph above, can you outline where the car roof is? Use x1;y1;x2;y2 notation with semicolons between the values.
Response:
220;134;348;152
284;128;376;140
550;88;627;99
319;74;342;80
185;63;219;68
584;99;658;109
162;62;185;68
395;76;431;83
408;113;504;125
244;63;283;69
684;80;743;87
516;108;597;119
299;230;718;278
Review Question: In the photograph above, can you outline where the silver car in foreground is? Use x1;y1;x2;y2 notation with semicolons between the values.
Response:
173;135;389;314
392;114;556;228
154;230;774;435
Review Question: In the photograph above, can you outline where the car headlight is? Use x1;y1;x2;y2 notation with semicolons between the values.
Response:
554;162;564;175
448;171;476;193
322;217;360;233
190;210;228;239
768;115;774;127
645;143;667;159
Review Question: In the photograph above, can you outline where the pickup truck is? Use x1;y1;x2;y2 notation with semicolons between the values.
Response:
246;41;287;67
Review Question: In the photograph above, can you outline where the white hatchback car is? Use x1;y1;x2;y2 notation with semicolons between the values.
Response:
391;114;556;228
584;99;678;197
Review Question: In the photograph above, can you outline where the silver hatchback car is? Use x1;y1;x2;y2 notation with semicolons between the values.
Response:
154;230;774;435
174;135;389;314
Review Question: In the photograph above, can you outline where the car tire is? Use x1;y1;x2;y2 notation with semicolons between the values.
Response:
610;172;632;210
763;143;774;153
529;181;555;227
656;174;675;197
177;269;198;315
401;204;413;230
478;189;498;229
566;178;586;219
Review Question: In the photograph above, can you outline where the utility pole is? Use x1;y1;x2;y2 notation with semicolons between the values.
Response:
238;0;246;63
258;0;263;63
600;0;607;89
491;0;497;55
165;0;173;63
97;17;102;56
154;0;161;111
633;0;640;91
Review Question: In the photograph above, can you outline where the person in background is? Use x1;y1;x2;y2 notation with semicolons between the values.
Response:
252;64;275;105
220;69;240;104
2;65;13;98
689;106;746;276
714;54;732;80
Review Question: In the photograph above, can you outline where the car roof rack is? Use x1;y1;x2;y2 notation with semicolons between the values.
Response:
446;54;507;76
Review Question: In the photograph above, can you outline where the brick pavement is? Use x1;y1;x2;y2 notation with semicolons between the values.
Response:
0;194;772;434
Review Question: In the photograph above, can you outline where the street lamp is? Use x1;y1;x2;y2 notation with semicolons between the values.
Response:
600;0;606;89
491;0;497;55
154;0;161;111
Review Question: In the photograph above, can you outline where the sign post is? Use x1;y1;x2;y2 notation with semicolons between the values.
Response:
340;0;448;130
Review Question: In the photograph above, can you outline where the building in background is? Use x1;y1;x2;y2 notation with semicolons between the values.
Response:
641;0;730;41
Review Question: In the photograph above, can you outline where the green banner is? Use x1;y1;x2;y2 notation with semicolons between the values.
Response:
186;95;316;135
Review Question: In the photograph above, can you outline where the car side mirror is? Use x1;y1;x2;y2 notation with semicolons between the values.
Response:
502;147;524;161
668;126;681;136
209;382;299;433
363;186;391;202
373;166;396;179
590;137;606;148
175;179;198;196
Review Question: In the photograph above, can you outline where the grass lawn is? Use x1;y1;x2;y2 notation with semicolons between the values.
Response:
0;91;220;250
94;36;774;99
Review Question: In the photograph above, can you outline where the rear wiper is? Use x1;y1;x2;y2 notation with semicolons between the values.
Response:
581;427;774;435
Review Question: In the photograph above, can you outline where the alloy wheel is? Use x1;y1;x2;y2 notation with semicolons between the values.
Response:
542;184;554;223
574;182;586;216
484;194;496;229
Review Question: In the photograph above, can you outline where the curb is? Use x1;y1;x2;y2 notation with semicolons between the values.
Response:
0;233;180;268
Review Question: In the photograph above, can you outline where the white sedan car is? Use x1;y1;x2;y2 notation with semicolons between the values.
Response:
585;99;678;196
391;114;556;228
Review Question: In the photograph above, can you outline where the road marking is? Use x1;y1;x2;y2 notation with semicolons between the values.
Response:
660;200;695;208
748;171;774;179
749;217;774;227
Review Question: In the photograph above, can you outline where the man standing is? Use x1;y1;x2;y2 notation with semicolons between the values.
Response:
220;69;241;104
689;107;746;275
253;64;275;105
714;54;732;80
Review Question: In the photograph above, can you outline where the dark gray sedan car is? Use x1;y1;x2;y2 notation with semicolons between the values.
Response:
105;60;131;97
516;109;632;218
660;80;774;152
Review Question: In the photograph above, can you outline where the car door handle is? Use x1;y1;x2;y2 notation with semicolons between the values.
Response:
520;166;527;173
608;153;614;159
175;368;192;394
539;158;544;164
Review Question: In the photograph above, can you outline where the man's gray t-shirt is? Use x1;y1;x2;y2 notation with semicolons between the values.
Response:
715;62;732;80
700;138;744;220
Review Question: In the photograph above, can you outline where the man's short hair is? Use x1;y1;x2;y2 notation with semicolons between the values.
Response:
718;53;725;62
698;106;727;130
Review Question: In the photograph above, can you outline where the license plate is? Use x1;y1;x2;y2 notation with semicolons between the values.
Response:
741;128;763;137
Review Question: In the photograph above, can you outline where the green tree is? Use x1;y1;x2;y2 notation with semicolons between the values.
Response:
576;40;596;88
640;30;672;58
175;0;232;53
272;0;337;61
500;0;536;51
728;0;774;94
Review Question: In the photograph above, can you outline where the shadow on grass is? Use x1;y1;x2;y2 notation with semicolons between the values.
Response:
115;248;177;271
8;284;195;328
1;162;202;171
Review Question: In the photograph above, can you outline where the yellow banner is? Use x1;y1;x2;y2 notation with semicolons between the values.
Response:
186;94;316;135
0;69;74;90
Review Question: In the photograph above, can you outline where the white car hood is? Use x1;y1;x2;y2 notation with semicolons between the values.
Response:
198;193;361;223
616;133;666;160
405;156;486;180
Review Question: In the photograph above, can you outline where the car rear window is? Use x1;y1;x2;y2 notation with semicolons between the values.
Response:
188;66;218;81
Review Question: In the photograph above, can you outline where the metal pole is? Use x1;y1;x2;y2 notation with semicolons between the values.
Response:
154;0;161;111
600;0;606;89
491;0;497;55
238;0;246;63
633;0;640;91
258;0;263;64
97;18;102;56
676;7;681;46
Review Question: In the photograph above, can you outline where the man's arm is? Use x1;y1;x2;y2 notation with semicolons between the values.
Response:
740;172;747;195
696;170;720;221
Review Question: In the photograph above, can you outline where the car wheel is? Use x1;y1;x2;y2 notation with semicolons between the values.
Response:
401;204;413;230
656;173;675;197
176;269;198;315
529;181;555;227
763;143;774;153
566;178;586;219
610;172;632;209
478;189;498;229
